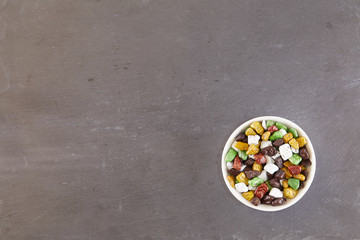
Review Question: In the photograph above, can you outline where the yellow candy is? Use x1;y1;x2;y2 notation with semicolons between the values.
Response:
227;175;235;188
236;172;249;185
282;180;289;188
242;191;254;201
296;137;307;147
246;144;259;155
293;173;306;181
289;138;299;149
250;121;264;135
283;161;294;168
300;165;306;171
283;187;298;199
281;167;293;179
261;131;271;141
252;162;263;172
283;132;293;143
245;128;257;136
234;141;249;151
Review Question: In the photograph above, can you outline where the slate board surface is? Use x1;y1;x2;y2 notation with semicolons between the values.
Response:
0;0;359;239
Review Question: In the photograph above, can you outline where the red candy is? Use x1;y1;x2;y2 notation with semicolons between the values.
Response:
288;165;302;175
233;156;242;170
268;125;278;134
254;153;266;164
255;183;269;199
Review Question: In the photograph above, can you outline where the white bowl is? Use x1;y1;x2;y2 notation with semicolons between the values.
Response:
221;116;316;211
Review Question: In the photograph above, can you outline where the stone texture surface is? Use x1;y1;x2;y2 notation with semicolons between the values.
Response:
0;0;359;239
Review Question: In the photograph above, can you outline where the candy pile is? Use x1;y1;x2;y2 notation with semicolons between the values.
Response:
225;120;312;207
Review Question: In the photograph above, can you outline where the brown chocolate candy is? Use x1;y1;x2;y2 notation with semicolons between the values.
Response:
227;168;241;177
251;196;261;206
244;158;255;166
273;138;284;147
244;170;261;179
261;194;275;205
271;197;287;206
269;178;281;188
273;169;286;179
299;147;310;159
274;157;284;168
261;146;277;156
235;132;247;142
301;159;312;167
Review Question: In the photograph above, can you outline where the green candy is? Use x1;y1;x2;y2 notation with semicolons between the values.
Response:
266;120;276;128
275;122;288;131
225;148;237;162
288;178;300;190
289;153;302;165
269;131;283;141
265;180;272;191
235;179;239;184
289;128;299;138
248;177;264;188
238;150;248;160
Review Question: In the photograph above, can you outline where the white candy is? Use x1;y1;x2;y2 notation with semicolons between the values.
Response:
279;129;287;137
280;179;284;186
240;164;246;171
257;170;268;181
264;163;279;174
248;154;255;159
291;147;299;154
260;141;272;149
227;161;234;170
235;182;248;193
271;152;281;159
248;185;256;190
269;188;283;198
231;141;240;152
279;144;293;160
265;155;274;164
248;135;260;145
262;120;267;130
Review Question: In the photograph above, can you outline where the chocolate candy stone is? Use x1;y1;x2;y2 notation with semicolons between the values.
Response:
266;172;273;180
289;128;299;138
269;178;281;188
235;132;247;142
289;153;302;165
261;194;274;205
244;158;255;166
244;170;261;179
288;178;300;190
225;148;237;162
251;196;260;206
301;159;312;167
273;169;286;179
227;168;241;177
274;157;284;168
261;146;277;156
269;131;283;141
299;147;310;159
302;170;309;179
273;138;284;147
271;197;287;206
275;122;288;131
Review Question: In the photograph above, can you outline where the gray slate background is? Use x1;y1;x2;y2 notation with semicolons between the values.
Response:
0;0;359;239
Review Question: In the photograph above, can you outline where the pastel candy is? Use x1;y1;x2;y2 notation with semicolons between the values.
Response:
269;188;283;198
248;177;264;188
279;144;293;160
264;163;279;174
225;148;237;162
235;182;249;192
